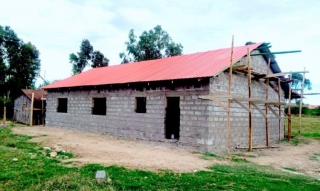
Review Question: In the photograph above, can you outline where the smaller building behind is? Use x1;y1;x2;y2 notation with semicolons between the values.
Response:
13;89;47;125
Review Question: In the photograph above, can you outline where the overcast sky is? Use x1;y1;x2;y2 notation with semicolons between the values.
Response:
1;0;319;104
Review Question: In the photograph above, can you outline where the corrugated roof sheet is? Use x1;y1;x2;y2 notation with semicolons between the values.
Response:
43;43;262;89
21;89;47;101
308;105;320;109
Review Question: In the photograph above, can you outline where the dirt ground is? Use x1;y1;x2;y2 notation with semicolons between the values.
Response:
245;139;320;178
12;126;222;172
12;126;320;177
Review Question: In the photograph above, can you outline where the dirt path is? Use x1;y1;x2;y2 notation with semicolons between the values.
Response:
12;126;320;177
12;126;220;172
245;140;320;178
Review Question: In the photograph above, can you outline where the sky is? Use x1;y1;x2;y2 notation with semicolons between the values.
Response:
0;0;319;104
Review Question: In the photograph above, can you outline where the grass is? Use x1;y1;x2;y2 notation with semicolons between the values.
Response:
289;137;310;146
291;139;300;146
41;148;74;159
202;152;218;158
201;153;251;163
310;155;318;161
288;116;320;140
283;167;297;172
309;153;320;162
200;152;219;160
230;155;249;163
283;116;320;146
1;126;320;190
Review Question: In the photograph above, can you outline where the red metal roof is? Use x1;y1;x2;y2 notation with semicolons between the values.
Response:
308;105;320;109
43;43;262;89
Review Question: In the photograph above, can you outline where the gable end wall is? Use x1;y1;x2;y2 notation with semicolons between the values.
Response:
208;51;285;152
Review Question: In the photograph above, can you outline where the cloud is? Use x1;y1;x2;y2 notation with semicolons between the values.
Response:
0;0;319;103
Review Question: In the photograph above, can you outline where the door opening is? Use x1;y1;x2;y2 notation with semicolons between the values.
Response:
165;97;180;140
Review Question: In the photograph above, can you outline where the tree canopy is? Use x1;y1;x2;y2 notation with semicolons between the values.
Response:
69;39;109;75
0;25;41;117
91;51;109;68
119;25;183;63
291;73;312;90
0;25;40;99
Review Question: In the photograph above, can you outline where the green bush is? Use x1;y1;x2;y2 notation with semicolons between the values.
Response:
285;107;320;116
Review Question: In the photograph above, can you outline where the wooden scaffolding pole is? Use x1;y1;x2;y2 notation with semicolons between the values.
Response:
247;48;253;151
227;35;234;153
250;50;301;56
263;71;309;78
30;93;34;126
287;74;292;141
278;78;281;143
265;58;271;146
41;90;44;125
303;93;320;95
237;146;280;149
42;71;46;126
298;67;306;135
2;96;6;124
3;106;6;123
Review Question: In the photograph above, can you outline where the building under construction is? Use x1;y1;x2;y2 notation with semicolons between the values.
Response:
42;42;301;153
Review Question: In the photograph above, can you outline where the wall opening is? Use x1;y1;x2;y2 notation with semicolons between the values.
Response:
92;98;106;115
165;97;180;140
135;97;146;113
57;98;68;113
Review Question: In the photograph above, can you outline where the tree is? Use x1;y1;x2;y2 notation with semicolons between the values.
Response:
69;53;79;75
119;25;183;64
0;26;40;95
0;61;6;91
69;39;93;74
290;73;312;105
0;27;6;88
69;39;109;75
91;51;109;68
0;25;41;117
295;100;305;105
291;73;312;90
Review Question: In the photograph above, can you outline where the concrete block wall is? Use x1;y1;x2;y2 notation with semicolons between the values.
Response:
208;53;285;152
239;50;269;74
179;95;210;151
46;89;211;152
207;101;282;153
